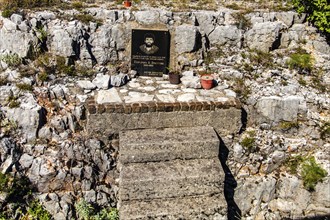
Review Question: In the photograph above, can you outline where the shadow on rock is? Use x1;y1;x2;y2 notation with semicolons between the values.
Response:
218;137;241;220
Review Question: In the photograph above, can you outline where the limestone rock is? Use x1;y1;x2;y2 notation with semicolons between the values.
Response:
0;18;38;57
208;25;242;48
0;86;13;105
88;24;118;64
19;153;34;168
175;25;199;54
92;73;110;89
313;178;330;207
10;14;23;25
134;11;160;25
77;80;96;90
181;75;201;89
96;89;122;104
110;73;128;87
111;24;129;50
275;12;295;28
235;176;276;216
245;22;285;52
194;12;217;35
48;20;82;57
256;96;306;123
177;93;195;102
3;94;46;142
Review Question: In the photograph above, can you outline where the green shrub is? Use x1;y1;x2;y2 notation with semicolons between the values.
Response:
279;121;299;131
301;157;327;191
232;12;252;30
75;199;95;220
7;95;20;108
74;13;103;25
287;52;314;74
311;74;328;92
0;0;61;9
240;130;257;153
249;50;273;68
75;199;119;220
1;7;17;18
38;71;48;82
0;53;22;67
56;56;75;76
241;137;255;150
94;208;119;220
27;200;52;220
320;121;330;139
286;155;305;175
36;27;48;42
233;78;251;102
0;172;10;192
0;77;8;86
298;77;307;86
16;83;33;91
72;1;84;9
292;0;330;33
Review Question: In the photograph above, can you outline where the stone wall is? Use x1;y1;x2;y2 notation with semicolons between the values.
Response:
85;98;242;142
0;9;329;69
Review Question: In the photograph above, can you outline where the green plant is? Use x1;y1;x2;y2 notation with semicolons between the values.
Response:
233;78;251;102
310;71;328;92
72;1;84;9
287;52;314;74
298;77;307;86
232;12;252;30
38;71;49;82
94;208;119;220
0;0;61;10
36;27;48;42
76;64;95;77
7;95;20;108
56;56;75;76
75;199;119;220
286;155;305;175
240;130;257;152
292;0;330;33
320;121;330;139
0;172;10;192
0;115;18;135
249;49;273;68
27;200;52;220
16;83;33;91
0;53;22;67
0;77;8;86
74;13;103;25
226;3;241;10
301;157;327;191
1;7;17;18
75;199;94;220
279;121;299;131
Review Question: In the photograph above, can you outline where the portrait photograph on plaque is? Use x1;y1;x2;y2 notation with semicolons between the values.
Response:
131;29;170;77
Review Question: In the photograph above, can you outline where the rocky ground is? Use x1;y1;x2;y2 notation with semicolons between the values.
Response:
0;0;330;219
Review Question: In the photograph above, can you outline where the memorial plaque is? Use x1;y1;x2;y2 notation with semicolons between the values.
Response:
131;29;169;77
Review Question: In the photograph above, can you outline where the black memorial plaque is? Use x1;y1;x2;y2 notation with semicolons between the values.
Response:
131;29;169;77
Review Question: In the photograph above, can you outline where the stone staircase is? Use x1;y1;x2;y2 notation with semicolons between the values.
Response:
118;126;226;219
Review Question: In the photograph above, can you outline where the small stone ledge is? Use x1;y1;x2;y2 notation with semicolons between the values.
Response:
85;98;241;115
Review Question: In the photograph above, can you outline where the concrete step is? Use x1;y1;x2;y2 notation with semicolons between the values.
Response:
119;126;219;164
119;158;224;201
119;194;226;220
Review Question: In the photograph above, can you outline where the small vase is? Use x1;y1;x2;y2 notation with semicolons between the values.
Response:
200;75;214;90
169;72;180;84
124;1;131;7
